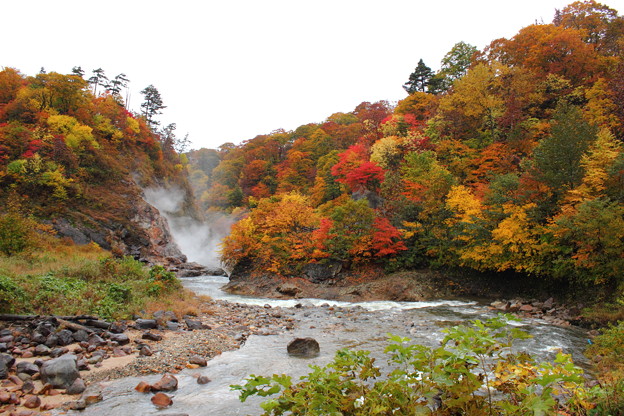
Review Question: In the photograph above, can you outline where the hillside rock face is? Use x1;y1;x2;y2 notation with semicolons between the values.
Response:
51;181;187;267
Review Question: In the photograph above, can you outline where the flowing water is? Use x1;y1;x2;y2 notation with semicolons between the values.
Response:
66;275;590;416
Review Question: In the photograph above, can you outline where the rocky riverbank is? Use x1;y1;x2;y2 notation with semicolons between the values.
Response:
0;299;295;415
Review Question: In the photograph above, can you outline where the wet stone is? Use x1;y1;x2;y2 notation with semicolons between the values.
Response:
287;337;320;358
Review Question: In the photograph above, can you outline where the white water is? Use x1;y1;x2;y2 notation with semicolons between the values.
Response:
63;275;590;416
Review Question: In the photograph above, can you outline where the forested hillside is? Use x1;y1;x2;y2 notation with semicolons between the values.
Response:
0;67;194;263
188;1;624;298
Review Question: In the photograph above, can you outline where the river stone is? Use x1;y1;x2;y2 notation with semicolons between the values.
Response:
23;394;41;409
57;329;74;346
88;334;106;346
151;392;173;408
151;374;178;392
72;330;89;343
109;322;127;334
16;361;39;376
45;334;59;348
197;375;211;385
0;353;15;379
189;355;207;367
34;344;51;356
109;333;130;345
184;319;205;330
142;331;162;341
287;337;320;358
40;354;79;389
66;378;87;395
135;319;158;330
0;343;6;352
277;283;301;297
543;297;555;310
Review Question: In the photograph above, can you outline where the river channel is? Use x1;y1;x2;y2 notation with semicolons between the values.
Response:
67;275;590;415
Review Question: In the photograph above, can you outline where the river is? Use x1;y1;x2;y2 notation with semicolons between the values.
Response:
67;275;590;415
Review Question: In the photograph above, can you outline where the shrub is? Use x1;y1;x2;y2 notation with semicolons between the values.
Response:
233;315;589;415
0;212;36;256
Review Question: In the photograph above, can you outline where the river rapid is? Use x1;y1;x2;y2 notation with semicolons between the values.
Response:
69;275;590;416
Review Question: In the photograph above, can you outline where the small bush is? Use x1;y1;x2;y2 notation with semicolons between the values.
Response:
0;212;37;256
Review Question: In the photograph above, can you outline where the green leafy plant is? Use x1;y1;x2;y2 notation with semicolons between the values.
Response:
0;275;27;313
232;315;589;415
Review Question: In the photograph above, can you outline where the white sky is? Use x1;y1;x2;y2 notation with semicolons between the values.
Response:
4;0;618;150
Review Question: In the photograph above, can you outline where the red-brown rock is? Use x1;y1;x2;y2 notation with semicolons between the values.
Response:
134;381;151;393
22;394;41;409
151;392;172;408
151;374;178;392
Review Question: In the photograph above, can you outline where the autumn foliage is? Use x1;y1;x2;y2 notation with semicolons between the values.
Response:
197;2;624;294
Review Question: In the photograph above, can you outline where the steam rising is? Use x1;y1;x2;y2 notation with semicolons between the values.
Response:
144;187;234;268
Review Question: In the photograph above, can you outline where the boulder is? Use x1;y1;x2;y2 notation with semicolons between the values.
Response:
40;354;79;389
16;361;39;376
277;283;302;297
303;261;342;283
287;337;320;358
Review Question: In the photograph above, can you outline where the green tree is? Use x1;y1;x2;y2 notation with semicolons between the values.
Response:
532;103;598;193
437;41;478;90
140;84;166;128
403;59;434;94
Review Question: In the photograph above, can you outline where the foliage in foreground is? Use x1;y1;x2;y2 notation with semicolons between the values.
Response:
233;315;622;415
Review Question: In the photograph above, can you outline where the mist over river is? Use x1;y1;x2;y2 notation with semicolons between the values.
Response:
65;275;590;416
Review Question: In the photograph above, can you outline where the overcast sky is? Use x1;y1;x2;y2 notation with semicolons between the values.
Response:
4;0;613;150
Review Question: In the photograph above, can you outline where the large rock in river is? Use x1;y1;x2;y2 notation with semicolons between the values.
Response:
287;338;320;358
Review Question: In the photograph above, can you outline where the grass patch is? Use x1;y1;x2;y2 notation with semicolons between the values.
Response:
0;239;202;321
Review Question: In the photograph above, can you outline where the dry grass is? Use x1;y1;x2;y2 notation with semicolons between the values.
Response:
142;288;211;319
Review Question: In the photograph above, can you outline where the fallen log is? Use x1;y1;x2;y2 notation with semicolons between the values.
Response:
0;314;40;321
85;320;111;330
56;318;95;334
